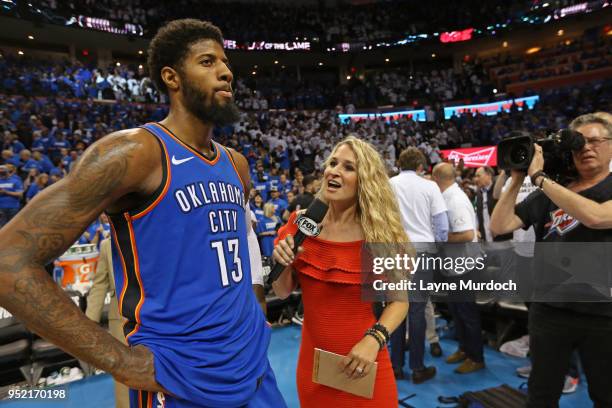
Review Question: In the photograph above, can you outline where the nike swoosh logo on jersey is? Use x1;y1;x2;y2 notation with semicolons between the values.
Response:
171;155;195;165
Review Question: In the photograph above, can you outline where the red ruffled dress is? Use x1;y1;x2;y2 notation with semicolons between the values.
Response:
276;212;398;407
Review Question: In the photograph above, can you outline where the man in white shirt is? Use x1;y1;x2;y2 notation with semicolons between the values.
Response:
433;163;485;374
389;147;449;384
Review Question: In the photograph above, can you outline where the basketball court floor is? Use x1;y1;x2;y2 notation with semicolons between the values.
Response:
0;325;590;407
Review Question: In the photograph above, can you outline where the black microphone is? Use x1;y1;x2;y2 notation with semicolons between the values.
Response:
267;198;328;284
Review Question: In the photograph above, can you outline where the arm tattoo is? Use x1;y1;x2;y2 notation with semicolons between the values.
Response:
0;135;147;376
20;138;138;233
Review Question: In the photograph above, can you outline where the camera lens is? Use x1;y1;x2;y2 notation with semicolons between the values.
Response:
510;144;529;165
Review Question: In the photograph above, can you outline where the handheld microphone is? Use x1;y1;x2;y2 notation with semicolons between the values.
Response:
267;198;328;284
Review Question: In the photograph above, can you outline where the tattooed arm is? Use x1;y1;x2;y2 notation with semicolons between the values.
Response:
0;129;165;392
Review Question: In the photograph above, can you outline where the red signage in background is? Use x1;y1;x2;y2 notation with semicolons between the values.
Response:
440;28;474;43
440;146;498;168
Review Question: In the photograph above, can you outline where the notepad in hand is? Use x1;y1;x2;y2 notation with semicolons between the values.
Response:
312;348;377;399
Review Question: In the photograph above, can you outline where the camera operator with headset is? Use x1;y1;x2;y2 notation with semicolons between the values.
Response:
490;113;612;407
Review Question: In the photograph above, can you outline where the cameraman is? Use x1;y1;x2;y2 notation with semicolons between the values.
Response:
490;114;612;407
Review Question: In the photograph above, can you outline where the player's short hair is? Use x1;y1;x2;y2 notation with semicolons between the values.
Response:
147;19;224;94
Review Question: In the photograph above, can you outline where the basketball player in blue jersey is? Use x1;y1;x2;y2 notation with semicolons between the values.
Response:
0;19;286;407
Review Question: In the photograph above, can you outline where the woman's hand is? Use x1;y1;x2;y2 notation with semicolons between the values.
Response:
272;233;303;267
339;335;379;379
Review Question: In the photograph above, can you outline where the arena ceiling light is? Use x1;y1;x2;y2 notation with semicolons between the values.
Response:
17;50;24;55
557;29;564;36
274;60;279;64
526;46;541;54
503;41;508;47
385;58;390;62
27;35;34;40
138;50;143;55
318;62;323;66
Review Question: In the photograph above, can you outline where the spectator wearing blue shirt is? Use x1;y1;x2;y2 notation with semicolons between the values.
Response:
49;121;69;140
0;165;23;227
277;173;293;199
60;148;72;169
17;149;38;175
267;166;281;187
31;130;48;153
3;132;25;154
266;186;288;218
25;172;49;202
250;194;265;222
32;150;54;174
21;154;43;173
49;168;64;184
1;150;21;168
256;203;280;258
274;145;291;171
49;132;72;161
78;215;111;247
253;169;270;201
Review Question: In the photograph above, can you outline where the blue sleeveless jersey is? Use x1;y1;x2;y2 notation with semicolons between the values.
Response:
108;122;271;407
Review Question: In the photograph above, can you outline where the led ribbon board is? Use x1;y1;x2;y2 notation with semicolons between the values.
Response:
443;95;539;119
338;110;426;124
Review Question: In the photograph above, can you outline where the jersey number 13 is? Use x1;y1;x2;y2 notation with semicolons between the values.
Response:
210;239;243;286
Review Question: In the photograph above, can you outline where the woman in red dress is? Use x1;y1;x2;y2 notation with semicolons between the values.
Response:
273;136;410;407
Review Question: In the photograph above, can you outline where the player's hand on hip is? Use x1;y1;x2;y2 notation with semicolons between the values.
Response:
115;344;169;393
273;234;303;266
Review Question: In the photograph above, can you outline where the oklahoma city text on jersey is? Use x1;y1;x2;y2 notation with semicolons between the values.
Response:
173;180;245;233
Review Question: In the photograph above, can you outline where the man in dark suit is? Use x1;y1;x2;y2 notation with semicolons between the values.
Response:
474;166;512;242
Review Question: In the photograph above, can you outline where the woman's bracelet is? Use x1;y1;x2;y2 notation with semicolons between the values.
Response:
372;322;390;343
364;329;385;350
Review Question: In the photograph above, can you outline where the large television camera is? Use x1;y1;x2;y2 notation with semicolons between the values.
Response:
497;129;585;183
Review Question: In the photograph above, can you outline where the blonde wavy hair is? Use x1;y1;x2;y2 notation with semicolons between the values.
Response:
324;135;409;246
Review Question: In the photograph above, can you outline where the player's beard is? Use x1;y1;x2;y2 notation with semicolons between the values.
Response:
182;80;240;127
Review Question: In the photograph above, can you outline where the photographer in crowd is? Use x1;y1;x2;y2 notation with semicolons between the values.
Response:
489;113;612;407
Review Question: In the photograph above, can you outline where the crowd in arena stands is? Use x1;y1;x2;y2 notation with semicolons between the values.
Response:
485;36;611;87
1;54;491;109
0;55;161;103
31;0;546;43
3;32;605;111
369;63;493;106
1;76;609;251
234;61;493;110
